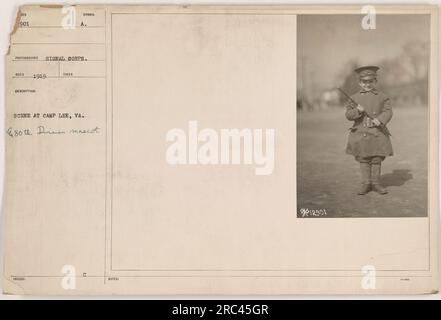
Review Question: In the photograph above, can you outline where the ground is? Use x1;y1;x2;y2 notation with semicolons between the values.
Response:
297;107;428;218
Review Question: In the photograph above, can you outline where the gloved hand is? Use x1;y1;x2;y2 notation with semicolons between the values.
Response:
372;118;381;126
356;104;365;112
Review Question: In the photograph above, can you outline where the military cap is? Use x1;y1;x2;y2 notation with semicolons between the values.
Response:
354;65;380;80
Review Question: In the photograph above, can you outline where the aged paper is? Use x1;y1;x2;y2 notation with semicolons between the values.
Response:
2;4;439;295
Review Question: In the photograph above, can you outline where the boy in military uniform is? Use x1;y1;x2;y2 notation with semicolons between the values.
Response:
345;66;393;195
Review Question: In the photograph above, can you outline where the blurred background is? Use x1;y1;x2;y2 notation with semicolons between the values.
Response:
297;14;430;217
297;14;429;111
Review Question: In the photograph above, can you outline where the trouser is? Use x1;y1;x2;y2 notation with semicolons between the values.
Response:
355;156;385;184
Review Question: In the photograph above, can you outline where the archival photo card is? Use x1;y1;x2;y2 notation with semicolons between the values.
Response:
2;4;439;295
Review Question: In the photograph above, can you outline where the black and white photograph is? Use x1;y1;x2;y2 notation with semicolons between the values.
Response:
297;14;430;218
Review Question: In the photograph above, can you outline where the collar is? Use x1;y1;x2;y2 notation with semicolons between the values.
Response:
360;89;378;95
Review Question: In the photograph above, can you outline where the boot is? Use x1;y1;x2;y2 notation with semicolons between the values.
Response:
358;162;371;195
371;163;388;194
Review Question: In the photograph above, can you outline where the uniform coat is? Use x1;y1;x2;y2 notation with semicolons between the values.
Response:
345;89;393;158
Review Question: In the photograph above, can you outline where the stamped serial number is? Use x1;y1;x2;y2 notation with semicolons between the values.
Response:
299;208;327;217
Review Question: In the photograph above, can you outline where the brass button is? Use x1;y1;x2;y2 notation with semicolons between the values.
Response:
363;134;367;137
